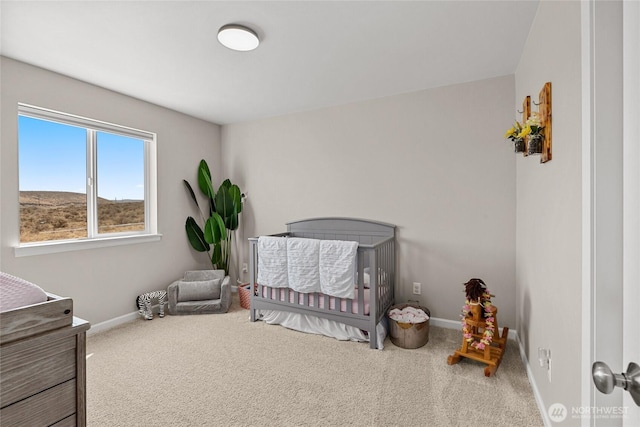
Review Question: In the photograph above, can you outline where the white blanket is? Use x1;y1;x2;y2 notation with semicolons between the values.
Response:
388;306;430;324
319;240;358;299
257;236;289;288
287;238;321;293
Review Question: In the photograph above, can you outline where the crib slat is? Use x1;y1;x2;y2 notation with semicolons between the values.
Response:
358;251;365;315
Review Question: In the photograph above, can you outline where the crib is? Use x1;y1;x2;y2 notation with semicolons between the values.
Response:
249;217;396;349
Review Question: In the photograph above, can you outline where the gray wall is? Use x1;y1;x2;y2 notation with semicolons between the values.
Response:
515;0;583;420
0;57;221;325
222;75;518;327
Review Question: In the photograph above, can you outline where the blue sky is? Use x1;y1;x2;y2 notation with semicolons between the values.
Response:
19;116;145;201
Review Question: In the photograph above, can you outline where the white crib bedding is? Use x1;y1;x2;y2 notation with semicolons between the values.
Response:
257;236;358;299
257;309;388;350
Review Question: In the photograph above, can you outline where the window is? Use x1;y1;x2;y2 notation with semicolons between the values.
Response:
17;104;158;255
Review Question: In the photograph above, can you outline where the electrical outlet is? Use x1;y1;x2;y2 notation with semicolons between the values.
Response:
412;282;421;295
242;263;248;273
539;347;552;382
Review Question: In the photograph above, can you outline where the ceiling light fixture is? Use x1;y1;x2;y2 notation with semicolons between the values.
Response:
217;24;259;52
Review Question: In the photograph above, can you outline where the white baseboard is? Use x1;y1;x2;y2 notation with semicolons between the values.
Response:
87;310;138;336
88;302;169;336
516;334;552;427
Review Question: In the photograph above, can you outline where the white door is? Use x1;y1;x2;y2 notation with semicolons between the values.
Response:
620;1;640;422
583;1;640;426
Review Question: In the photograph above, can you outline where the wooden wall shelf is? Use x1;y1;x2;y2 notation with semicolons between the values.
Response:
519;82;552;162
539;82;552;163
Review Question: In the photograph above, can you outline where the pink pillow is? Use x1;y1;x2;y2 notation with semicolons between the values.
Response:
0;272;48;312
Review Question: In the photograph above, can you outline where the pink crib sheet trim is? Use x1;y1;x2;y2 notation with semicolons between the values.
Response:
261;286;370;315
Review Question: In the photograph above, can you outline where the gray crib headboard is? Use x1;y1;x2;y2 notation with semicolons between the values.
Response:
286;217;395;245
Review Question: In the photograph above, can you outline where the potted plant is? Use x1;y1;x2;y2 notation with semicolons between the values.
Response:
183;159;244;275
503;121;525;153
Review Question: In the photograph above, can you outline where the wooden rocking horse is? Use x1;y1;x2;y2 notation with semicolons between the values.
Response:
447;278;509;377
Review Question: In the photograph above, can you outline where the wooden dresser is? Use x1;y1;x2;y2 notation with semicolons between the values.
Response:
1;294;90;426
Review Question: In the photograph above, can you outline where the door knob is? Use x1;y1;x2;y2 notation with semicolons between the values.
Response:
592;361;640;406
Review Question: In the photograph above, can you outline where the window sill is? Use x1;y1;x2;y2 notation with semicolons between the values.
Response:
14;234;163;257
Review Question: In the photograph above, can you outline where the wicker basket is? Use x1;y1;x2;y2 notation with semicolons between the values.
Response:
238;284;252;310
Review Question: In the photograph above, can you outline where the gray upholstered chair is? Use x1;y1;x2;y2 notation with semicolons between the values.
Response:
167;270;231;315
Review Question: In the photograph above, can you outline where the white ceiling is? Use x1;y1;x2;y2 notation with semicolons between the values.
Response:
0;1;539;125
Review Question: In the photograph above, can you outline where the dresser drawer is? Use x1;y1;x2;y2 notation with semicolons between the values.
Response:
51;414;77;427
0;378;76;427
0;335;76;406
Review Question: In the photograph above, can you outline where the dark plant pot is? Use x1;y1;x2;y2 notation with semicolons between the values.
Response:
514;139;525;153
528;135;543;155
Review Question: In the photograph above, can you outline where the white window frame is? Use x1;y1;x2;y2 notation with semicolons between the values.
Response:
15;103;161;257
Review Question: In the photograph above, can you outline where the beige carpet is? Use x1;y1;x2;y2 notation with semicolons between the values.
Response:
86;296;543;426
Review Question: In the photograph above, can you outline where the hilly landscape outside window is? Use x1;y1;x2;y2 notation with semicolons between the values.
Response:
18;105;153;245
19;116;88;241
96;131;145;234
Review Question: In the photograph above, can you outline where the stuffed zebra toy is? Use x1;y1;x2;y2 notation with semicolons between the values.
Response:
136;290;167;320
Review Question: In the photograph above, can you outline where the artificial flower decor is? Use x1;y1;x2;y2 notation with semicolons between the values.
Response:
517;112;543;137
460;278;496;351
518;112;545;154
503;121;525;153
461;295;495;350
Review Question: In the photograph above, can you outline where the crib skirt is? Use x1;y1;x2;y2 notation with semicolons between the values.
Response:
257;309;388;349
